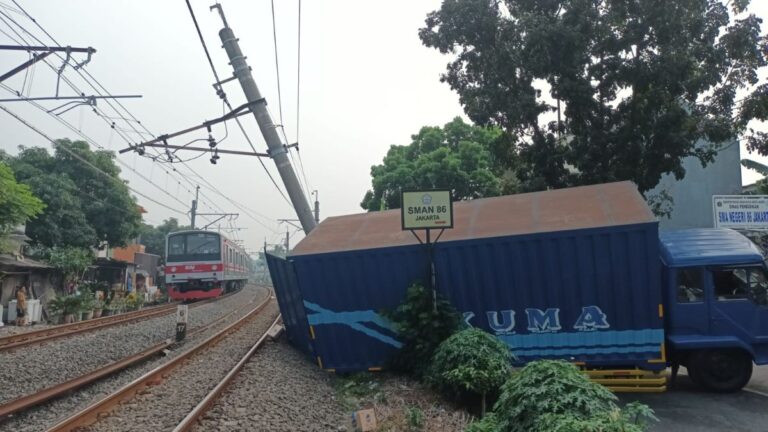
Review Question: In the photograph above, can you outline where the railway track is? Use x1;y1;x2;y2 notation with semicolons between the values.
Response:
0;302;179;352
43;291;277;432
0;290;264;422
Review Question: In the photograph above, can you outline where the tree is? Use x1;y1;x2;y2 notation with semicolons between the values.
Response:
742;158;768;194
8;141;142;249
139;218;190;258
420;0;768;193
361;117;514;211
0;162;45;236
45;246;94;285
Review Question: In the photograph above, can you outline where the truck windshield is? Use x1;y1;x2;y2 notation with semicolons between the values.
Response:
167;232;221;262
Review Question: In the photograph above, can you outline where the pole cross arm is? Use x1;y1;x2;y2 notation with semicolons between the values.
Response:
118;99;264;154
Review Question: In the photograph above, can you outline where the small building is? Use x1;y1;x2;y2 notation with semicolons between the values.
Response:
0;225;57;323
648;138;742;230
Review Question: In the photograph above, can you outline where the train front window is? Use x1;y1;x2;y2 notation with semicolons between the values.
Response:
167;233;221;262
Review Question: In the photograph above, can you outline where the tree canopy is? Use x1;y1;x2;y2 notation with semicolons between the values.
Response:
139;218;190;258
0;161;45;236
361;117;515;210
7;140;142;249
420;0;768;193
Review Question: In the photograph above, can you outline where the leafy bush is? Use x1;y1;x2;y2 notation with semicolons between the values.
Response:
428;327;512;415
465;413;502;432
385;283;461;377
490;361;656;432
48;294;82;316
535;402;657;432
406;406;425;431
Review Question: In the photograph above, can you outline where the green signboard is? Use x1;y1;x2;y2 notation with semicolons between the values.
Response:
401;190;454;230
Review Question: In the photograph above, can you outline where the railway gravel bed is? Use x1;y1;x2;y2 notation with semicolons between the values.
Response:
81;300;280;432
0;286;268;432
195;338;348;431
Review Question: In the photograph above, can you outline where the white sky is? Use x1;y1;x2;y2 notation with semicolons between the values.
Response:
0;1;767;253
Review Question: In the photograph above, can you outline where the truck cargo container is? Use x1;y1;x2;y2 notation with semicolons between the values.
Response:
267;181;768;392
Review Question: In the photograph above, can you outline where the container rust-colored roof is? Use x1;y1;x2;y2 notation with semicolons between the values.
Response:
290;181;655;256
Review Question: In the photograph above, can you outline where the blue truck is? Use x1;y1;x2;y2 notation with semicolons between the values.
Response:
659;228;767;392
268;182;767;392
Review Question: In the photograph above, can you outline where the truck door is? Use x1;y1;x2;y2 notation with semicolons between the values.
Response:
707;266;768;347
669;267;709;335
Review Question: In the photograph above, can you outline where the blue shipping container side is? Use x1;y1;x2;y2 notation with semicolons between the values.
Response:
292;245;429;372
271;182;666;372
435;223;665;367
266;253;313;357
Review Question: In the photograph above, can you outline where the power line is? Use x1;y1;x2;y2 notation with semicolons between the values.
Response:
185;0;293;207
1;5;232;220
0;104;188;215
270;0;285;130
6;2;273;233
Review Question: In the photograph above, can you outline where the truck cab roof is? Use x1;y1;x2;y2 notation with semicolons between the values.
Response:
659;228;765;267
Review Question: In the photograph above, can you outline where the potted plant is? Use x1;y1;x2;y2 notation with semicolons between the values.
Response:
62;295;81;324
79;293;94;321
93;298;105;318
47;296;66;324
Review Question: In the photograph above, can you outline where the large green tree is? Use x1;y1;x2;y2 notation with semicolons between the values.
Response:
139;217;190;258
0;161;45;239
8;140;142;249
361;117;514;211
420;0;768;193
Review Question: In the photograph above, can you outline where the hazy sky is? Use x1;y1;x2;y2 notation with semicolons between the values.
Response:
1;1;767;253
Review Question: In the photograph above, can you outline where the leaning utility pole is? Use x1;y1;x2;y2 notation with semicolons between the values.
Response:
190;185;200;229
211;4;317;235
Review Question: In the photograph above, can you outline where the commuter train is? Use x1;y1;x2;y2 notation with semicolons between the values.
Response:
165;230;251;300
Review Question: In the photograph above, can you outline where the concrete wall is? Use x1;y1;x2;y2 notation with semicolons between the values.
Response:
649;139;742;231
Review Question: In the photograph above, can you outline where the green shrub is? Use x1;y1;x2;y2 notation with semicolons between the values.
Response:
534;402;657;432
428;327;512;415
385;283;461;377
490;361;655;432
465;413;502;432
406;406;425;431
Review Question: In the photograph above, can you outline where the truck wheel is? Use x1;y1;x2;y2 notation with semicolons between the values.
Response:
689;349;752;393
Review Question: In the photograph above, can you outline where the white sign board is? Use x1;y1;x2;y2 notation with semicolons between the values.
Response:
401;190;454;230
713;195;768;230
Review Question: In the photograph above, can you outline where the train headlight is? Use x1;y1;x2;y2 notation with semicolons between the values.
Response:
212;265;218;271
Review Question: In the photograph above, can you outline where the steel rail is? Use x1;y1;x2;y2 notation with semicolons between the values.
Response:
46;291;274;432
0;289;241;352
173;315;282;432
0;303;178;352
0;292;263;420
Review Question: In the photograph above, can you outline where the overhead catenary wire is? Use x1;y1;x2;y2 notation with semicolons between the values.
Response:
0;105;188;216
1;5;235;221
4;3;273;231
185;0;293;207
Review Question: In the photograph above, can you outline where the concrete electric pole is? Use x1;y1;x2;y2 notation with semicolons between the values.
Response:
211;4;317;235
190;185;200;229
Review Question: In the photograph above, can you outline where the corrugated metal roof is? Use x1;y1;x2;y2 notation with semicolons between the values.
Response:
0;255;52;269
659;228;764;267
292;181;654;256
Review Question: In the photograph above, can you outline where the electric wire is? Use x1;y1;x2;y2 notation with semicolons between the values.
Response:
185;0;293;207
4;3;264;229
270;0;285;130
0;105;188;215
1;7;232;220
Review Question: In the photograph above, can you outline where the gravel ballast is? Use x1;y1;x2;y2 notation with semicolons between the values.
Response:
0;285;268;431
195;338;348;431
83;300;280;432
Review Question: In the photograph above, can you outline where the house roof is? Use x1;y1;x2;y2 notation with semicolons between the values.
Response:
0;254;53;270
291;181;655;256
659;228;765;267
